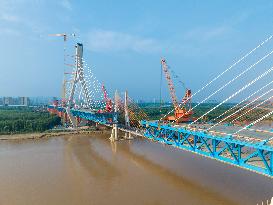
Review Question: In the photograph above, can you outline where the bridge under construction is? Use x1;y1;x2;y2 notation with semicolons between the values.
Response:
47;33;273;179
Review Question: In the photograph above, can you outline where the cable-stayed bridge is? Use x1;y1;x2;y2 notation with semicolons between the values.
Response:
48;35;273;178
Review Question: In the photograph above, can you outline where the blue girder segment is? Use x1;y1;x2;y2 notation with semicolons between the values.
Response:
141;120;273;178
47;106;118;125
47;105;65;112
47;105;55;109
71;109;118;125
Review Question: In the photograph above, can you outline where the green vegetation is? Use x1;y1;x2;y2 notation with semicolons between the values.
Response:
139;103;272;122
139;103;232;120
0;106;61;135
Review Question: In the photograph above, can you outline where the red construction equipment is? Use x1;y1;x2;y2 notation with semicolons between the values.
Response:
101;84;113;112
161;58;193;122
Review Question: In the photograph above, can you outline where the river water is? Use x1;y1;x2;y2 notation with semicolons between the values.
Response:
0;133;272;205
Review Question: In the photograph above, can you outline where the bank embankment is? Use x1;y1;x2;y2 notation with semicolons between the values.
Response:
0;128;110;141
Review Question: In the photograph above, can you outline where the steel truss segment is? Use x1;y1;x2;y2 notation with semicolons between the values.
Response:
271;151;273;174
258;150;271;174
142;121;273;151
243;150;259;163
217;143;229;156
197;137;213;154
180;133;195;149
140;120;273;177
225;142;239;163
70;109;118;125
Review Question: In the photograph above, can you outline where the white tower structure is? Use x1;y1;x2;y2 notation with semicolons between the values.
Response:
110;90;119;141
124;90;130;127
124;90;133;139
66;43;91;127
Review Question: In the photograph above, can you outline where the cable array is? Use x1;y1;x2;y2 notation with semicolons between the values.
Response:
207;87;273;130
188;66;273;126
211;81;273;122
160;34;273;122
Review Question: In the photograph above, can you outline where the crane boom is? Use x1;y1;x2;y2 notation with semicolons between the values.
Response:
102;84;113;112
48;33;76;41
161;58;194;122
161;58;179;109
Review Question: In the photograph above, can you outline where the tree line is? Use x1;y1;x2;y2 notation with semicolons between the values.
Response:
0;107;61;134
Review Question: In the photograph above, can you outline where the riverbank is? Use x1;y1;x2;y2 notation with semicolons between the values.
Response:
0;128;110;141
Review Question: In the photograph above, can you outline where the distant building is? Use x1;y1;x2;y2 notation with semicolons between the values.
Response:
0;96;57;106
20;97;29;106
3;97;13;106
0;97;30;106
13;97;20;105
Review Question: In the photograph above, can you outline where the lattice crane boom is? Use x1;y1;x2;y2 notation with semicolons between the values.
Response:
102;84;113;112
161;58;179;109
161;58;193;122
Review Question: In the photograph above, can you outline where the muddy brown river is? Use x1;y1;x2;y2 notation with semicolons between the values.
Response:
0;133;272;205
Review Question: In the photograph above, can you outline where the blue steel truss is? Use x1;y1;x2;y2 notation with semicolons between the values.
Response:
141;120;273;178
71;109;118;125
47;106;118;125
48;105;65;112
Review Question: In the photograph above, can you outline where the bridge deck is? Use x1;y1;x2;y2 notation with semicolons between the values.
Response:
173;123;273;146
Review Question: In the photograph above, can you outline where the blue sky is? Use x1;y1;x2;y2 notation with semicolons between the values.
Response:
0;0;273;102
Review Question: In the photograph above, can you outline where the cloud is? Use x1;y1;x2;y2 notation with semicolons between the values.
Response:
60;0;72;10
183;26;232;41
183;11;252;43
86;29;162;53
0;1;50;35
202;26;231;39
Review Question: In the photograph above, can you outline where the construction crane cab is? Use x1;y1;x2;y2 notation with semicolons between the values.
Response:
175;89;193;118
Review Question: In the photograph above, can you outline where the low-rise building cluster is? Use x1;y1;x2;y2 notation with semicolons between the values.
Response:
0;97;30;106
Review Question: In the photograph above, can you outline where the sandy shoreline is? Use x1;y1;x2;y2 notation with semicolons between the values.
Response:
0;129;110;141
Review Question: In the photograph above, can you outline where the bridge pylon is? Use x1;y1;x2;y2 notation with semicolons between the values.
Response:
124;90;133;139
110;90;119;141
66;43;91;128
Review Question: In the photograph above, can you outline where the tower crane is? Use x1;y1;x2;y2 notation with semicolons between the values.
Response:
48;33;76;105
161;58;193;123
48;33;76;41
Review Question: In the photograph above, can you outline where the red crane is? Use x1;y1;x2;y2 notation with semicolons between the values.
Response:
102;84;113;112
161;58;193;122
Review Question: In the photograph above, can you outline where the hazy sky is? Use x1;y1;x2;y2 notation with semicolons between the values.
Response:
0;0;273;102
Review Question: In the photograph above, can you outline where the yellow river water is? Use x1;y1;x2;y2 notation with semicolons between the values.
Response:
0;133;272;205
